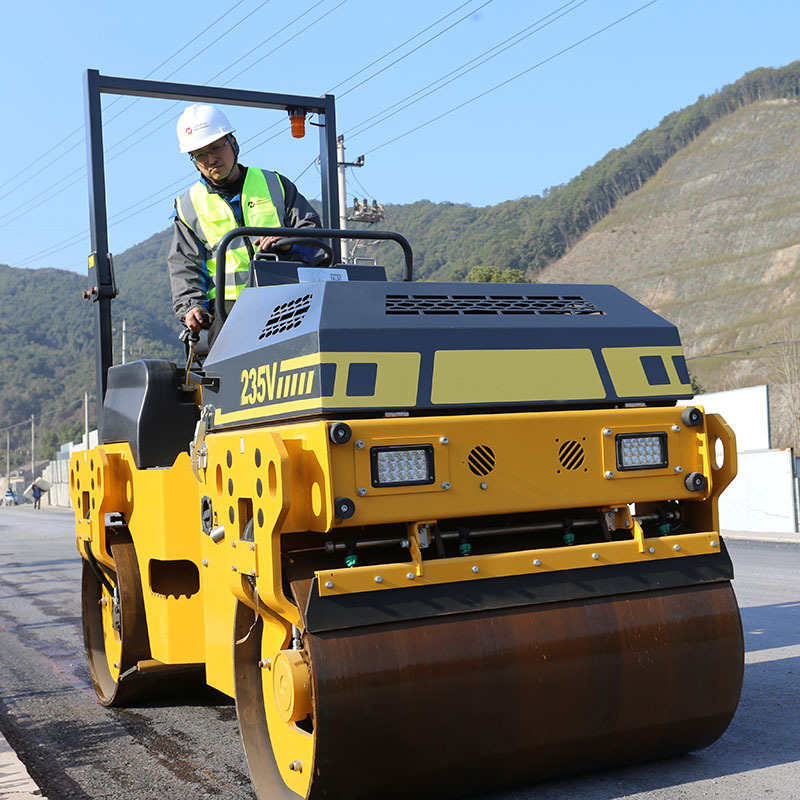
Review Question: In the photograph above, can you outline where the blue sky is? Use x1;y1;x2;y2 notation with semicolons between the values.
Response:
2;0;799;274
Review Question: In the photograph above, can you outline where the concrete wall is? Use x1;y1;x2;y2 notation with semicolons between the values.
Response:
718;448;798;535
41;430;98;509
41;458;72;509
683;385;799;535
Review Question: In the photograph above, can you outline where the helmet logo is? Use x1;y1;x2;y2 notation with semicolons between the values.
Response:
186;126;193;135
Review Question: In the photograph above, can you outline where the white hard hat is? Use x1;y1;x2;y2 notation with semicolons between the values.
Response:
176;104;235;153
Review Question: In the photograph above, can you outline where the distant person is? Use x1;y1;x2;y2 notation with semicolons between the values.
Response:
168;104;321;342
32;484;41;510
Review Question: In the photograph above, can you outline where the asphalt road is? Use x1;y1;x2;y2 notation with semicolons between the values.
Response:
0;505;797;800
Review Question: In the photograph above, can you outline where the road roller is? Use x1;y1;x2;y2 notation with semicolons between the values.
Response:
72;72;744;799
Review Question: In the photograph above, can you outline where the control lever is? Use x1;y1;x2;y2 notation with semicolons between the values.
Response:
179;309;212;388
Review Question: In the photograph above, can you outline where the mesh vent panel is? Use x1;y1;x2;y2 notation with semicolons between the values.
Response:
259;294;312;340
386;294;603;316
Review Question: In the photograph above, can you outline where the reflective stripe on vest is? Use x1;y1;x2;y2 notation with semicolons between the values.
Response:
175;168;286;301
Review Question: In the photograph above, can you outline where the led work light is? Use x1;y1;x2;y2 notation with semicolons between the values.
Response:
370;445;435;487
616;433;668;471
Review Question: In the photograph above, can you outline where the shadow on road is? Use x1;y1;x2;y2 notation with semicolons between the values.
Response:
740;601;800;651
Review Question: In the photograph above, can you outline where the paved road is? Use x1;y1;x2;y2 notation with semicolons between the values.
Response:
0;506;797;799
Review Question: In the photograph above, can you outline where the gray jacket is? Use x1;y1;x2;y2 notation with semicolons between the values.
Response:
168;169;320;321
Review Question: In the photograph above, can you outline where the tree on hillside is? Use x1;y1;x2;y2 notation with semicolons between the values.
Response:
768;321;800;451
39;421;85;461
465;266;529;283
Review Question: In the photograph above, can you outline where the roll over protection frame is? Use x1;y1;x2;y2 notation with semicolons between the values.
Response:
83;69;340;433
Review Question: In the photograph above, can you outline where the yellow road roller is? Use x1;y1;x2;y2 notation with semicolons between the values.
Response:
72;71;743;799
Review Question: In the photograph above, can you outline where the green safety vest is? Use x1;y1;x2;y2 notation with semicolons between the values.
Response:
175;168;286;302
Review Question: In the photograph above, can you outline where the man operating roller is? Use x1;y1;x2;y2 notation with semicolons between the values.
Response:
168;103;320;341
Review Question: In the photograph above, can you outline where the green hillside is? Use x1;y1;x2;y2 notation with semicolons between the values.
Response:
0;230;181;466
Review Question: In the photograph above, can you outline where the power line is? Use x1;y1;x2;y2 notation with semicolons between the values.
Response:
94;0;349;177
344;0;588;139
0;0;269;256
1;0;254;192
4;0;509;260
293;157;320;184
337;0;495;99
103;0;347;165
143;0;254;79
8;1;349;269
3;0;561;220
0;161;88;233
328;0;489;96
350;170;377;202
1;398;89;439
211;0;330;85
11;1;659;272
12;171;195;269
102;0;277;159
363;0;662;155
98;0;263;139
0;418;33;434
246;2;496;169
102;0;344;163
47;0;477;223
4;131;84;187
686;339;800;361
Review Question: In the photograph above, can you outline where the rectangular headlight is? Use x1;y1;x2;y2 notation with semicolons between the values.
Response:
371;445;435;487
616;433;668;471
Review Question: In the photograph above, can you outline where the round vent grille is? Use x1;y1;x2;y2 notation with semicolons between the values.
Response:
558;440;585;470
468;445;495;476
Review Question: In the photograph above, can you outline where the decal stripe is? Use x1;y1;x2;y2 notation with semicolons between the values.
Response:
431;349;605;404
215;352;420;425
602;346;692;397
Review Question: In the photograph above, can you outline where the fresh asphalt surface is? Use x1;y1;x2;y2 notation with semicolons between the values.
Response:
0;505;797;799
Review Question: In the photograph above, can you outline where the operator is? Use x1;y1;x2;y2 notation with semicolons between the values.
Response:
168;103;320;340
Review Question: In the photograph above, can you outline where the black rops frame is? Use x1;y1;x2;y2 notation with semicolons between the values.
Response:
83;69;340;430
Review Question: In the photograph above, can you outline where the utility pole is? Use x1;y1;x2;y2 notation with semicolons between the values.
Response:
336;134;365;264
30;414;35;480
122;318;127;365
337;136;348;262
85;392;90;448
5;430;9;490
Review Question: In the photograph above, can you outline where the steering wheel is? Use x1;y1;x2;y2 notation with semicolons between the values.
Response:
261;236;334;268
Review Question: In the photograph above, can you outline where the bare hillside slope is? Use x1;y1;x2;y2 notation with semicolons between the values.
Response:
540;98;800;447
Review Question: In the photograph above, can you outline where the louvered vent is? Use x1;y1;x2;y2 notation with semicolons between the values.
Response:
385;294;604;316
468;445;496;476
558;440;585;471
259;294;312;340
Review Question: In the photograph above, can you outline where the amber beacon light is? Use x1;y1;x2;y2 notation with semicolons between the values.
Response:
288;107;306;138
